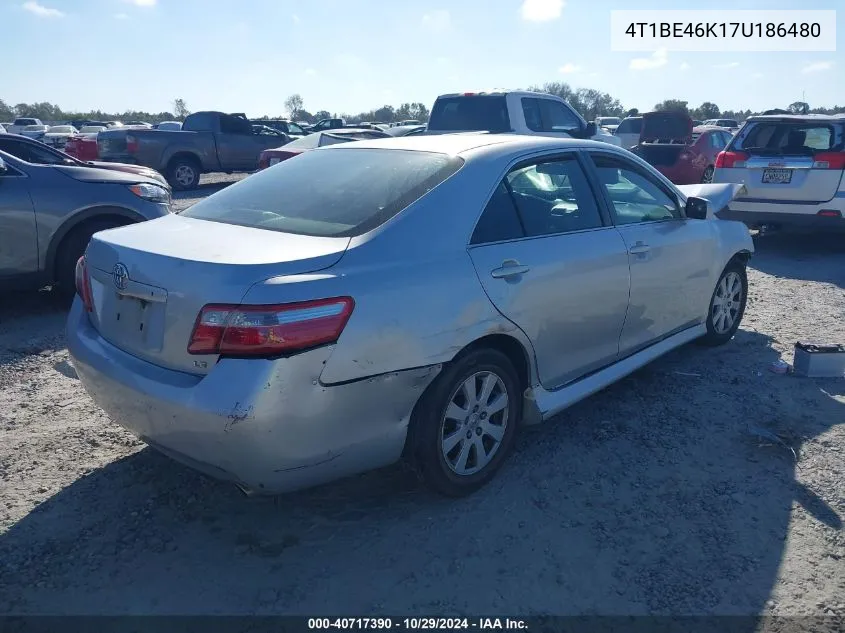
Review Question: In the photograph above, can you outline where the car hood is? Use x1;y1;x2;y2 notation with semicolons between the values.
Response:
86;161;168;186
641;112;692;143
676;183;748;217
54;164;166;187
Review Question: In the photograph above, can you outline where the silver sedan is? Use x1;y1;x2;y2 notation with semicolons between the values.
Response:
67;134;754;497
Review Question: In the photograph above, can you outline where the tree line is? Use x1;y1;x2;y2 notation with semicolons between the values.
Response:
3;84;844;126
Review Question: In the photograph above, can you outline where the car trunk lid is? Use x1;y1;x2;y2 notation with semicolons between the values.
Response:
634;112;693;168
83;214;350;375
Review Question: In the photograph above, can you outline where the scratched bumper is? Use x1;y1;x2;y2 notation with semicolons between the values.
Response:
66;299;441;494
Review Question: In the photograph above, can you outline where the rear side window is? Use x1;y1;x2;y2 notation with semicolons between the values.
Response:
471;183;525;244
183;112;214;131
733;121;843;155
182;148;463;237
428;96;510;132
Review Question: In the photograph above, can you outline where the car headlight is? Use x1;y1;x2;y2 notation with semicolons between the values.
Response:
128;183;170;203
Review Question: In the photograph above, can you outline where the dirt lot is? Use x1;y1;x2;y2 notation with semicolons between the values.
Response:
0;182;843;616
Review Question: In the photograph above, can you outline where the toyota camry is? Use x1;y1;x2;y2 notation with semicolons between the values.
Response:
67;134;753;497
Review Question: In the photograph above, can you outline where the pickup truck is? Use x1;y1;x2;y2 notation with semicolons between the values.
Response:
427;90;621;146
96;111;290;190
6;117;44;135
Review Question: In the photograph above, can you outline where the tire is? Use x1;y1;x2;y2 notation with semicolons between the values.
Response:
699;261;748;347
54;219;126;298
409;348;522;497
701;165;715;183
166;157;201;191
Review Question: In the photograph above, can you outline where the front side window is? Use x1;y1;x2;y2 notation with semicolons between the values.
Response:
538;100;582;133
505;157;602;237
590;154;681;225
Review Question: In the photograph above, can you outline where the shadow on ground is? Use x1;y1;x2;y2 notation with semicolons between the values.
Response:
750;232;845;287
1;328;842;619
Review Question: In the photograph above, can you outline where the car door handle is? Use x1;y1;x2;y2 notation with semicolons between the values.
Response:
628;243;651;255
491;260;530;279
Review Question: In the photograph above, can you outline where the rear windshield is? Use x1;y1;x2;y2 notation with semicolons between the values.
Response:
731;121;844;155
181;148;463;237
615;118;642;134
428;96;510;132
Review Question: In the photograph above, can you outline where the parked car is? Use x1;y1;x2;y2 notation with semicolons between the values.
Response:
713;113;845;232
67;134;753;498
71;120;110;130
0;133;168;187
703;119;740;133
386;124;426;137
252;124;291;143
308;118;346;133
258;120;307;138
65;126;106;161
20;124;50;140
6;117;44;135
631;113;732;184
42;125;79;149
97;111;289;190
155;121;183;131
0;149;171;294
257;128;391;169
595;116;622;133
614;116;643;149
427;90;621;146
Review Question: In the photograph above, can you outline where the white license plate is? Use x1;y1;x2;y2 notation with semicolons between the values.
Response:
269;158;281;166
762;168;792;184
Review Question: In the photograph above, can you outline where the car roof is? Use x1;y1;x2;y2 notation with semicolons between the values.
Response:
330;133;612;159
436;89;557;98
745;113;845;123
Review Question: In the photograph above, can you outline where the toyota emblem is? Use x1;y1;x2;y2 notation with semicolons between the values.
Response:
113;263;129;290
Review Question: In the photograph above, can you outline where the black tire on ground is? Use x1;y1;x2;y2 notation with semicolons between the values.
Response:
698;261;748;347
166;157;201;191
702;165;715;183
54;220;127;298
409;348;522;497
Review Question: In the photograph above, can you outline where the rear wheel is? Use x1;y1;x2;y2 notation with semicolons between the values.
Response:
699;262;748;346
701;165;714;183
166;158;201;190
54;219;127;298
409;348;521;497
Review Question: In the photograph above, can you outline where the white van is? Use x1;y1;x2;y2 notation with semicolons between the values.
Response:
427;90;621;146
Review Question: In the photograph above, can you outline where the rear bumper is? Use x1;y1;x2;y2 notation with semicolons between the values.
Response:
718;208;845;231
66;299;441;494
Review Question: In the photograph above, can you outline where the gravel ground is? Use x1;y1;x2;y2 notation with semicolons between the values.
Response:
0;186;843;617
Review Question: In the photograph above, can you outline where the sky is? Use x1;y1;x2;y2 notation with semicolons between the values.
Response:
1;0;842;117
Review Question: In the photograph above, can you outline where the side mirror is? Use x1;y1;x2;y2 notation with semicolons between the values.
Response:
685;196;709;220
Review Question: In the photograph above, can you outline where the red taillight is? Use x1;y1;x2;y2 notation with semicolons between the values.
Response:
715;150;749;169
818;209;842;218
187;297;355;357
74;256;93;312
811;152;845;170
126;135;138;153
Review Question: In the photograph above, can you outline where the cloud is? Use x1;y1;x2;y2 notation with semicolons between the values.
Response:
714;62;740;69
114;12;128;19
521;0;564;22
22;1;64;17
802;61;833;74
679;62;690;70
629;48;667;71
123;0;156;5
558;63;582;74
421;9;451;33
